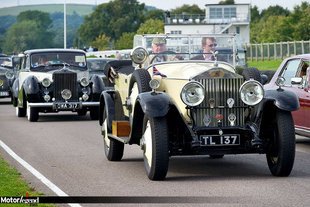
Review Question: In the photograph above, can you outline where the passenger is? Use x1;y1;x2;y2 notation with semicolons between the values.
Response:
34;55;49;67
191;37;217;60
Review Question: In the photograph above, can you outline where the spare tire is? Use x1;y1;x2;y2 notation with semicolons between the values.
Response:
242;67;262;83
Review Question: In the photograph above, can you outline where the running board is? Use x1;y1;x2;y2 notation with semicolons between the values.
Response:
108;134;130;144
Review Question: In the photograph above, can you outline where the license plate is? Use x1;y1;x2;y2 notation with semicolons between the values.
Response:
200;135;240;146
54;103;81;109
0;91;9;96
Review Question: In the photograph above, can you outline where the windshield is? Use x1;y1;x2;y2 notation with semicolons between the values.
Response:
133;34;246;67
30;52;87;71
0;57;12;69
87;59;111;72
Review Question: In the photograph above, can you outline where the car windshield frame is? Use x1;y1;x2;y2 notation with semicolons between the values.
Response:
30;52;87;72
133;33;245;67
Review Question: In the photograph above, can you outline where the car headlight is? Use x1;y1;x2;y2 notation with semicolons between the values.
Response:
239;80;264;106
42;78;51;88
149;79;160;90
181;81;205;106
61;89;72;100
80;77;89;87
131;46;148;64
5;71;14;80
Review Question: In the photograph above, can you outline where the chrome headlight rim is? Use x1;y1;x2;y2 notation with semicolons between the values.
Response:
130;46;148;64
239;80;264;106
180;81;205;107
80;77;89;87
42;77;52;88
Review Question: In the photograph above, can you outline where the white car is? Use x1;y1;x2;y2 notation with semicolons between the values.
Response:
12;48;105;121
98;34;299;180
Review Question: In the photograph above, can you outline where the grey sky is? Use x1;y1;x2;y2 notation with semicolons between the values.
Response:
0;0;308;11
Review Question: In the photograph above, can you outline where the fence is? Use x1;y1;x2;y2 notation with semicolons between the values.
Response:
246;40;310;61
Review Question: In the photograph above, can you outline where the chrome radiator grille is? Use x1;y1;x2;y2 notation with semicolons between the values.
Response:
194;77;245;127
53;71;78;101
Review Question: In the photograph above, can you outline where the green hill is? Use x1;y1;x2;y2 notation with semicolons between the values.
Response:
0;4;95;16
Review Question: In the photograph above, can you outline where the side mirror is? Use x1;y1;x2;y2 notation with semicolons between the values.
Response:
291;77;302;85
275;76;285;90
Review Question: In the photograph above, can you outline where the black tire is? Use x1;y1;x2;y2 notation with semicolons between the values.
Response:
12;96;18;107
261;70;276;83
128;69;151;95
209;155;224;159
16;106;26;117
142;115;169;180
242;67;262;83
16;89;26;117
77;109;87;116
90;107;99;120
102;107;124;161
266;109;295;177
16;97;26;117
27;102;39;122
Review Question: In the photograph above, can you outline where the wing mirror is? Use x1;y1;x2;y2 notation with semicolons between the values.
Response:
291;77;302;85
275;76;285;90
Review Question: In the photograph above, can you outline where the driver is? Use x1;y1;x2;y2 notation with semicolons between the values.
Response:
151;37;168;62
150;37;183;62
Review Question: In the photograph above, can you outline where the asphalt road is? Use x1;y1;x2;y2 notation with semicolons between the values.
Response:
0;98;310;207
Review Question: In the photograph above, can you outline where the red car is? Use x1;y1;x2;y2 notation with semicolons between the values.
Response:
265;54;310;137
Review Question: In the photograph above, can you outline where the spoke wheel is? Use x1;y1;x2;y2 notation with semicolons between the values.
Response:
142;115;169;180
266;109;295;176
102;108;124;161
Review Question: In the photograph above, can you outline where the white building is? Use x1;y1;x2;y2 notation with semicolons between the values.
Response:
164;3;250;44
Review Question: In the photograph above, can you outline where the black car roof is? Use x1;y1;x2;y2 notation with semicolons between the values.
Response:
24;48;86;55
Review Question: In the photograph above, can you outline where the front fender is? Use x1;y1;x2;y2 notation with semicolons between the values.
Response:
91;75;105;94
99;91;115;127
22;75;40;95
264;88;300;111
12;78;19;98
136;92;170;117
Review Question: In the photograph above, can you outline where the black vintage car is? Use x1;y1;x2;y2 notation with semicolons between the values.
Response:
12;49;105;122
0;56;15;100
87;57;116;86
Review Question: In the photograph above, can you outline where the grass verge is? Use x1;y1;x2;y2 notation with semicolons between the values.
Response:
247;59;282;71
0;153;55;206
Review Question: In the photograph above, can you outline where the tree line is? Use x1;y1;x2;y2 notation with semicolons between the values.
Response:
0;0;309;54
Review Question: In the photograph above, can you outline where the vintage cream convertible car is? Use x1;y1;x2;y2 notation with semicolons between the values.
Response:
98;34;299;180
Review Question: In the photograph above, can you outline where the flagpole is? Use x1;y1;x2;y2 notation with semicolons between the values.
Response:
64;0;67;49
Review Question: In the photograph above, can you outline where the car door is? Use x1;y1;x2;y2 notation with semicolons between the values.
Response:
280;58;310;135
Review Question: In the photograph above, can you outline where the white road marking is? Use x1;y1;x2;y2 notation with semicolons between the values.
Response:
0;140;82;207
